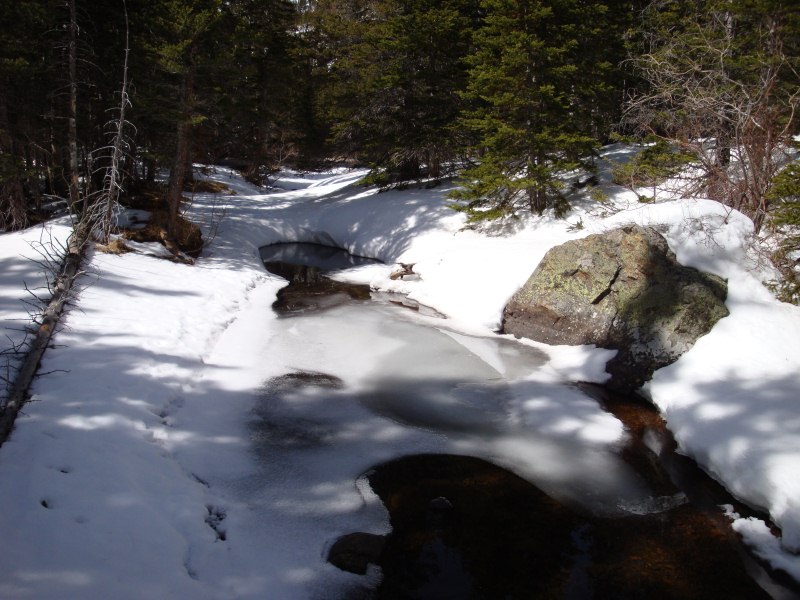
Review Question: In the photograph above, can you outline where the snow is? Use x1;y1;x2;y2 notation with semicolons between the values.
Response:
0;219;72;385
0;150;799;597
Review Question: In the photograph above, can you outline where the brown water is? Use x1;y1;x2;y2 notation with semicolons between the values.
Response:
365;453;767;599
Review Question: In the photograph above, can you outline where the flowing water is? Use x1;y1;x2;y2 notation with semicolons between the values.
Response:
255;242;799;600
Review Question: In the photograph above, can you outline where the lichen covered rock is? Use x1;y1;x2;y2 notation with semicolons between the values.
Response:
502;225;729;390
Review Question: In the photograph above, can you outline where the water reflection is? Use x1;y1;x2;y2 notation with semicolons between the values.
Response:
260;242;380;273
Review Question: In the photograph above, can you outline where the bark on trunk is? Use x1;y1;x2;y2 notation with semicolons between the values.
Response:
167;121;191;235
166;58;195;237
68;0;81;215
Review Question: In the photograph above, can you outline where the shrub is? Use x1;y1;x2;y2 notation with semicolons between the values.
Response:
611;140;694;190
765;163;800;304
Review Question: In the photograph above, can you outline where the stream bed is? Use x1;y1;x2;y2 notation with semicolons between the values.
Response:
256;242;798;600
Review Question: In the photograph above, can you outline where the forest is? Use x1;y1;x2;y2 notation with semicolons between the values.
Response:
0;0;798;294
3;3;800;596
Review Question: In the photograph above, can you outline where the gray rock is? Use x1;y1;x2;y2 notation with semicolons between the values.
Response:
502;225;729;390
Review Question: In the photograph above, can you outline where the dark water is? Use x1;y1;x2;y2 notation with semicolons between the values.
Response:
259;241;379;275
259;242;800;600
260;242;379;313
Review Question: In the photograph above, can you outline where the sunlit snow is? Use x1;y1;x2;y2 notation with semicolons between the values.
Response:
1;148;799;598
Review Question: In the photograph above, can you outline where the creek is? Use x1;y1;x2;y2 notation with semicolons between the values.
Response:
255;242;798;600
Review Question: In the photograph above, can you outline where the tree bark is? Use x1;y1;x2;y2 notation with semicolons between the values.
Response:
167;121;191;235
166;56;195;237
100;0;131;243
68;0;81;216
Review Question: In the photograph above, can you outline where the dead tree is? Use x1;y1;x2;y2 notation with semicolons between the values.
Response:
85;0;133;243
0;231;84;446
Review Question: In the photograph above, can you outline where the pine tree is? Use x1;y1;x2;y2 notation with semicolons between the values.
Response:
0;1;65;229
451;0;618;221
212;0;302;177
766;162;800;304
129;0;226;234
316;0;479;184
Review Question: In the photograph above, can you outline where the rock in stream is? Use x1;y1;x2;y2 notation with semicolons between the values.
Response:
502;225;729;390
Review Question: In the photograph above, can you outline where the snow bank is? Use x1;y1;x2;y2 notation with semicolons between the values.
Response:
1;154;798;597
190;164;800;574
0;219;72;402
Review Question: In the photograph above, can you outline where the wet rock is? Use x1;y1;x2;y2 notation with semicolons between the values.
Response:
267;265;371;314
427;496;454;529
328;532;386;575
502;225;729;390
260;243;378;315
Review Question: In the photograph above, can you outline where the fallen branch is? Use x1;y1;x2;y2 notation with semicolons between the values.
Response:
0;224;88;446
389;263;416;280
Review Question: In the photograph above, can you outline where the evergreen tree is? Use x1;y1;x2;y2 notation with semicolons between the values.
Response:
128;0;228;233
0;0;310;233
766;162;800;304
0;0;57;229
212;0;302;177
451;0;620;221
315;0;479;183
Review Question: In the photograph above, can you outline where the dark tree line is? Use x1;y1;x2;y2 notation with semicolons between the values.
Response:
0;0;797;234
0;0;307;234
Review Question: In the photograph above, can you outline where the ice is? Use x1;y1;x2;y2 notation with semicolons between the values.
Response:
232;296;641;521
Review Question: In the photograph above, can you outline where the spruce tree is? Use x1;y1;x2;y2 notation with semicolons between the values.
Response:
208;0;301;175
0;0;56;229
767;162;800;304
128;0;227;233
451;0;617;221
316;0;478;184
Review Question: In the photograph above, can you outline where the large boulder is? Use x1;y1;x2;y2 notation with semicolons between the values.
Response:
502;225;729;390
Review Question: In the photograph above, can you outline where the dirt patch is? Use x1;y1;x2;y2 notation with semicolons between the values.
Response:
96;238;133;255
185;179;233;194
118;182;203;259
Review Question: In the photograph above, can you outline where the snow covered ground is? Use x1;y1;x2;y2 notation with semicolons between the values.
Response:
0;147;798;597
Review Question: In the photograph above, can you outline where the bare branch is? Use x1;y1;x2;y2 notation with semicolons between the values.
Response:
623;5;799;232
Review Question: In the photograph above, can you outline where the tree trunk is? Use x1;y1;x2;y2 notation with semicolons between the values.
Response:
167;60;195;237
167;122;191;235
67;0;81;216
528;186;548;215
0;99;27;229
0;223;87;445
709;10;734;202
24;145;42;214
101;0;131;243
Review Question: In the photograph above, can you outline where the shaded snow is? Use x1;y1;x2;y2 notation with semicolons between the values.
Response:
0;151;799;597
